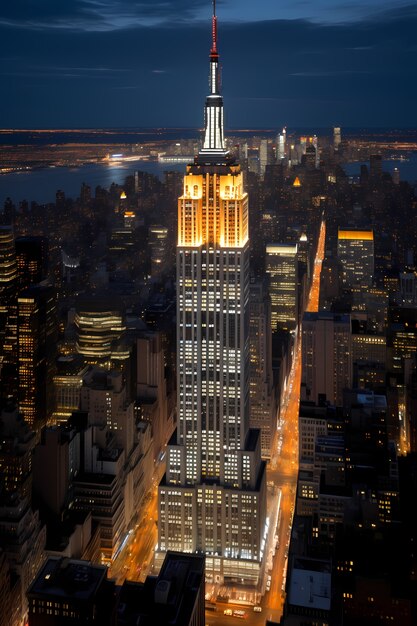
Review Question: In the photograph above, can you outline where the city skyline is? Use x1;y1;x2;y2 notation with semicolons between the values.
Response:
0;1;416;128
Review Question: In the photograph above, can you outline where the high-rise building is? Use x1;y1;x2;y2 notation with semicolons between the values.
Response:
52;356;88;424
75;299;126;363
370;154;382;178
0;225;18;302
0;225;18;402
17;285;57;428
319;255;343;310
337;229;374;287
249;280;275;459
0;495;46;625
301;312;352;406
266;243;298;332
135;331;171;460
0;405;36;502
333;126;341;151
149;224;169;279
259;139;268;177
277;127;286;160
15;236;48;291
158;4;266;586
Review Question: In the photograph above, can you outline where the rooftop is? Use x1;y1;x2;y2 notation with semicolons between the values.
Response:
27;557;107;602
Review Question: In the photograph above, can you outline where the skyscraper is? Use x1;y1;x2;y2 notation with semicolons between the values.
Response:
17;285;57;427
277;127;286;160
301;311;352;407
333;126;341;151
158;2;266;586
0;225;18;402
266;243;298;332
337;229;374;287
249;280;275;459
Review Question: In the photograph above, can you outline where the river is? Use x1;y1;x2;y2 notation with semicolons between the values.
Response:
343;155;417;184
0;154;416;206
0;160;187;205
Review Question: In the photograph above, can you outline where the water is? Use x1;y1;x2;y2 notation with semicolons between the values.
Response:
0;160;187;205
343;154;417;184
1;151;417;206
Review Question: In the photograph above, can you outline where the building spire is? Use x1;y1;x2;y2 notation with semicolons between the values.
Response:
211;0;218;56
197;0;229;164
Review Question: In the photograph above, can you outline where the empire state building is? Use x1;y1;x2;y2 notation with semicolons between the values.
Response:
158;2;267;586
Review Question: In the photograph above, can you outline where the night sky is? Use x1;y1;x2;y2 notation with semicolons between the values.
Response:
0;0;416;129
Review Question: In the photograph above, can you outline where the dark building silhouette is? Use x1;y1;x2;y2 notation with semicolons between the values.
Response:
117;551;205;626
27;557;117;626
15;236;48;291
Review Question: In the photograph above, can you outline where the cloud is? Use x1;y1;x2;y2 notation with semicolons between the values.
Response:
0;3;416;127
0;0;211;31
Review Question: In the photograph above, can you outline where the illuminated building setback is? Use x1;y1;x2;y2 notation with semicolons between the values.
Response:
158;2;267;586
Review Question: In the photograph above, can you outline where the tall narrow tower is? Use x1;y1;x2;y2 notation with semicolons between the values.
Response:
158;2;267;586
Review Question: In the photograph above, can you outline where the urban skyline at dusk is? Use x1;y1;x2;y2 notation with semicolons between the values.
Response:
1;2;417;626
0;0;416;128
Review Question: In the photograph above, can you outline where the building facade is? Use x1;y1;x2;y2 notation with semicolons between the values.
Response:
249;280;275;459
158;5;266;586
337;229;374;287
302;312;352;407
266;243;298;332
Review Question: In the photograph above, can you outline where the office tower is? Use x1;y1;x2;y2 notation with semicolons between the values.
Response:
27;557;116;626
17;285;57;428
0;405;36;502
0;495;46;625
80;182;92;206
399;271;417;305
337;229;374;287
389;306;417;372
351;316;386;390
302;312;352;406
392;167;400;185
109;223;134;254
333;126;341;151
297;403;332;517
135;331;172;460
0;225;18;402
319;256;343;310
33;426;80;518
277;127;286;160
303;143;316;170
158;4;266;586
118;551;205;626
259;139;268;177
249;280;275;459
52;356;88;424
75;299;126;363
370;153;382;178
15;236;48;291
266;243;298;332
0;225;18;301
149;224;169;279
60;249;80;285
